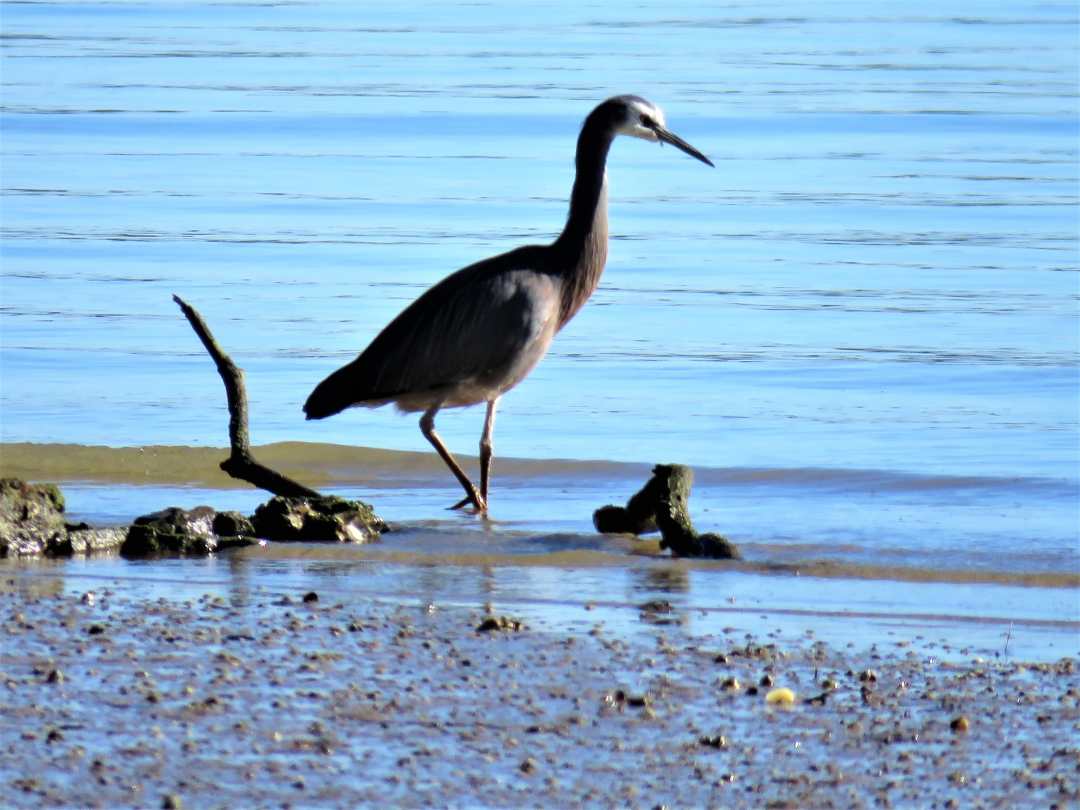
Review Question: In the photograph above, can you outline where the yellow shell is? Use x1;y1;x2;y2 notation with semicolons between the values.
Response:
765;687;796;705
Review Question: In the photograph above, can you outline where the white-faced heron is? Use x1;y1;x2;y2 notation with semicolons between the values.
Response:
304;95;713;512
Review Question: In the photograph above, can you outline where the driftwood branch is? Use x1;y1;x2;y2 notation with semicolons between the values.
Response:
593;464;740;559
173;294;321;498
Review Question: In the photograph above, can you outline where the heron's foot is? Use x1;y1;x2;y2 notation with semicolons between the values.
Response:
449;490;487;513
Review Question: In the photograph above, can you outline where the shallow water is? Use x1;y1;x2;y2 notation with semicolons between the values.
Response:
1;3;1078;608
6;541;1079;663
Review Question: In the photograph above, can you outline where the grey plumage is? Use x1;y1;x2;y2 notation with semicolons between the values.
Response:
305;95;713;512
305;248;559;416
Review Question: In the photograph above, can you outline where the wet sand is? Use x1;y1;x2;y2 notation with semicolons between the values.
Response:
2;572;1077;809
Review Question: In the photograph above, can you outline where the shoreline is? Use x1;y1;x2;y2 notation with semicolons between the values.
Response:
2;441;1074;492
10;473;1077;591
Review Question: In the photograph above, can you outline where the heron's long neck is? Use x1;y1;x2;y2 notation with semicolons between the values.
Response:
552;118;612;328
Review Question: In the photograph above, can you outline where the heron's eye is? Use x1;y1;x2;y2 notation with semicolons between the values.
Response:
639;113;656;129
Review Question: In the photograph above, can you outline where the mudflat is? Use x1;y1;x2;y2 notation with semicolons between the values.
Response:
2;574;1076;808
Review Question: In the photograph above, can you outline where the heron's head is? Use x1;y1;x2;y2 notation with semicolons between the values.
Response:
608;95;714;167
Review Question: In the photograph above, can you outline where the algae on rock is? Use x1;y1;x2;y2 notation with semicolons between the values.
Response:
251;495;387;544
0;478;68;557
593;464;740;560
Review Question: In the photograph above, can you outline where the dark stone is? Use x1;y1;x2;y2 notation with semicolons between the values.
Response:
593;465;741;560
593;465;692;537
122;506;260;558
215;535;258;552
692;532;741;560
592;504;642;534
51;526;128;557
251;495;385;543
212;511;255;539
0;478;68;557
122;506;219;558
0;484;128;558
592;467;678;534
477;616;524;632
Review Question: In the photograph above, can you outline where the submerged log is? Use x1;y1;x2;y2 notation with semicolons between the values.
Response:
593;464;740;560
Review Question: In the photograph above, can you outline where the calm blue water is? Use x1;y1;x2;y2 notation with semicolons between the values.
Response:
2;2;1078;579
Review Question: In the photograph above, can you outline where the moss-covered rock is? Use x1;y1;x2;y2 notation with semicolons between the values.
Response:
123;506;223;557
53;525;128;557
212;510;256;539
251;495;386;543
593;464;740;560
0;478;68;557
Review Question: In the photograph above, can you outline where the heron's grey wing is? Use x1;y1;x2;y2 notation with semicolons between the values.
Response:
363;258;561;402
304;248;560;418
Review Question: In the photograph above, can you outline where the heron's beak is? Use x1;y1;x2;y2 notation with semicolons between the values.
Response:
652;124;714;167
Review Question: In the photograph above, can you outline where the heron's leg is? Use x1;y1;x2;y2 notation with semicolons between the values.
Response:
478;397;498;503
420;407;486;512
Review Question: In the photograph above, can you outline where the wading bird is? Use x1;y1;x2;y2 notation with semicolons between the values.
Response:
304;95;713;512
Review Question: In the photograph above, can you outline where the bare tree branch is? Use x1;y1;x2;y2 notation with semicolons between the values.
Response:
173;294;321;499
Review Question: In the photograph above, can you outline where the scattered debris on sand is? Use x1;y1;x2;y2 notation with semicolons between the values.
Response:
0;583;1075;808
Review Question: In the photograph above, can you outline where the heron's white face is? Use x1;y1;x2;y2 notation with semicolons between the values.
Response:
615;97;667;142
601;93;714;167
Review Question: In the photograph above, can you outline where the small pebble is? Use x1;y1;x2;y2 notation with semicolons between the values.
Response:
302;592;318;604
765;687;796;706
477;616;523;633
699;734;728;749
950;715;970;733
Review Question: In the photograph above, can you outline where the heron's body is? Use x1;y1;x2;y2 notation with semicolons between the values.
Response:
305;95;711;512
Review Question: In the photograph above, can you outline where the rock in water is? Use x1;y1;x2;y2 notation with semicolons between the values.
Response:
593;465;740;560
251;495;386;543
0;478;68;557
212;511;256;539
593;464;693;536
54;525;129;557
122;506;222;557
